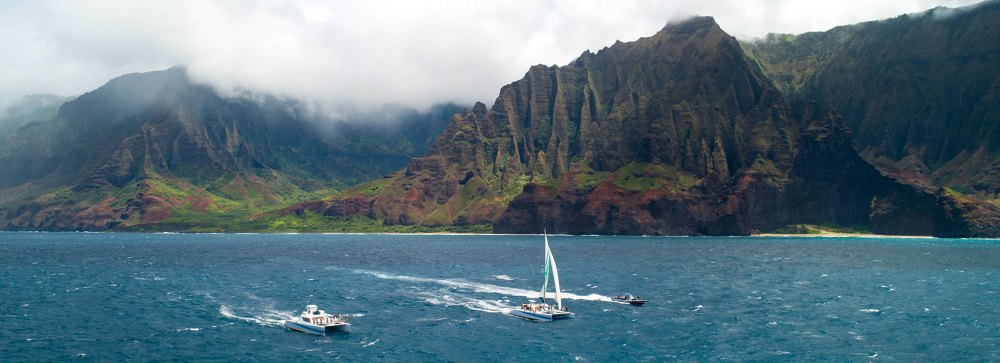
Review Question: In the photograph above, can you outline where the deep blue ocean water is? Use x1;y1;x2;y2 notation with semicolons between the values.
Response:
1;232;998;361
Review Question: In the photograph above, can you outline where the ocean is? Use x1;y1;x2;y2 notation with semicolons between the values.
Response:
1;232;998;361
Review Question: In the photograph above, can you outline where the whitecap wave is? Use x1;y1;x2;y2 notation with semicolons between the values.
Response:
494;275;514;281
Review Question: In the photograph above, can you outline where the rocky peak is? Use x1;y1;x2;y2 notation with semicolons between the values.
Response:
471;101;487;118
57;67;196;124
658;16;722;34
309;11;799;229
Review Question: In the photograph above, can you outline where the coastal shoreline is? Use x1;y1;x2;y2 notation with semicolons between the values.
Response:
753;232;933;239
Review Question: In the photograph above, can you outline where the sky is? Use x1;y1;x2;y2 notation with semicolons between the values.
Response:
0;0;985;118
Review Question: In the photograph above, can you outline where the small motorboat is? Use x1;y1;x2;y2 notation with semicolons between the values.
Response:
611;294;647;306
283;305;351;335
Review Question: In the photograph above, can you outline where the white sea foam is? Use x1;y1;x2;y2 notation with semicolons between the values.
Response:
858;309;881;314
494;275;514;281
412;289;515;314
355;269;612;302
361;338;380;347
219;305;295;327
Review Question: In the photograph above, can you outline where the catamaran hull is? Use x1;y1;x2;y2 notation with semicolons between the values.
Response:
283;320;351;335
509;309;575;322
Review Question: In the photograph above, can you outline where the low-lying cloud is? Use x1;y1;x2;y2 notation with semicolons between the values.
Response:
0;0;983;118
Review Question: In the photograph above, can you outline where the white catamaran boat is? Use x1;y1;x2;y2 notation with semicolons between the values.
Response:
509;232;575;322
283;305;351;335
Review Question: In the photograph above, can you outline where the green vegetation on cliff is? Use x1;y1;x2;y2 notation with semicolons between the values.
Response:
744;1;1000;198
611;163;700;192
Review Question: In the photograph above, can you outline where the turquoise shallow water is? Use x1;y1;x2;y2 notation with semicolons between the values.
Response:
1;232;998;361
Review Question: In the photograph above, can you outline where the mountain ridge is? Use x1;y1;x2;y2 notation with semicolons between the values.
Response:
3;5;999;236
290;15;1000;237
0;67;458;231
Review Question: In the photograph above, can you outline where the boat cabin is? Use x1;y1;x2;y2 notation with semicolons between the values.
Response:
299;304;346;326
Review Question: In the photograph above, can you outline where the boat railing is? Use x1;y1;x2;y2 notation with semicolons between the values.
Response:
313;315;348;325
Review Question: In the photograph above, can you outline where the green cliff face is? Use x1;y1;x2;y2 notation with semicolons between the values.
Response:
745;1;1000;198
0;68;456;231
296;16;1000;237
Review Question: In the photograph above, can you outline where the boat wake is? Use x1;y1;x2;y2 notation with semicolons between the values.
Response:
354;269;612;302
412;289;515;314
219;305;295;327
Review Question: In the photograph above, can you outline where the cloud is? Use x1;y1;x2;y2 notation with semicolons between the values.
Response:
0;0;985;117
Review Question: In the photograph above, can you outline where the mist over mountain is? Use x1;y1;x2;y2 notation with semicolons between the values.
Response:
0;94;70;136
0;67;457;230
0;0;983;123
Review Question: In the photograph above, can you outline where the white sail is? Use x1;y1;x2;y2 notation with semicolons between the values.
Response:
546;234;563;309
541;233;551;301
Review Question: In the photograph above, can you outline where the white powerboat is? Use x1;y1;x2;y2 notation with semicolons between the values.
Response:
283;305;351;335
509;232;575;322
611;294;647;306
